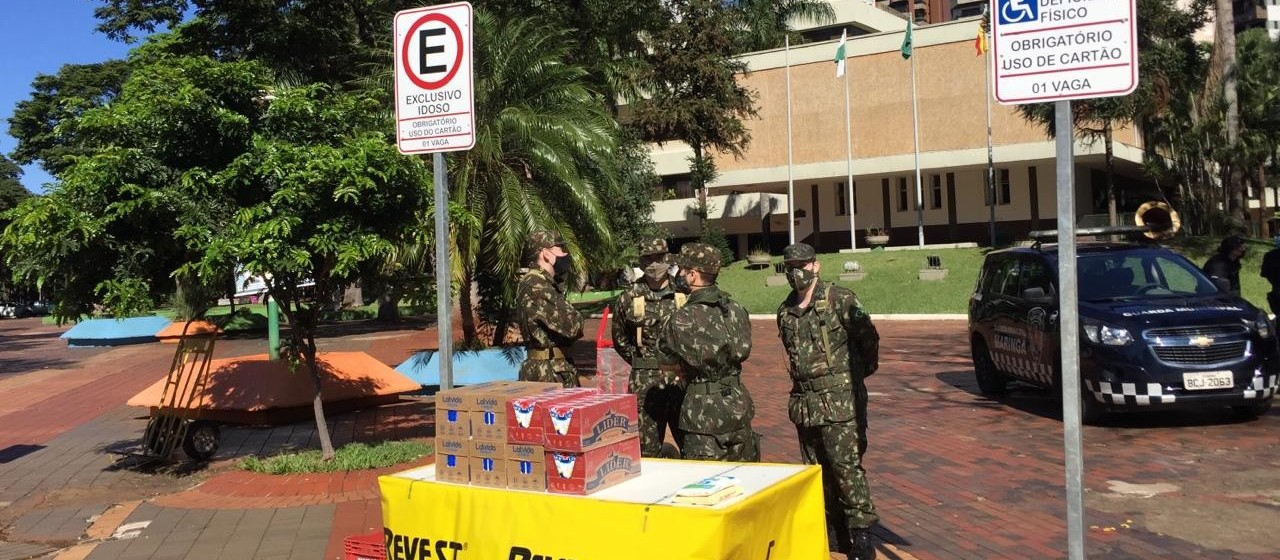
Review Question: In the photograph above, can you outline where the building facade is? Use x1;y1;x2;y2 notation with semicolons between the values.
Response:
643;4;1154;254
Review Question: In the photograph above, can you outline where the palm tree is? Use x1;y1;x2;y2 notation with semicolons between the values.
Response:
453;10;619;346
1209;0;1243;227
728;0;836;52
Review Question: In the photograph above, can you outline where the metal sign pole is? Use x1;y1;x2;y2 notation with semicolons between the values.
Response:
434;153;454;390
1054;99;1085;560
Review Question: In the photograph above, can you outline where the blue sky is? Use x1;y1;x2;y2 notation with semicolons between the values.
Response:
0;1;137;194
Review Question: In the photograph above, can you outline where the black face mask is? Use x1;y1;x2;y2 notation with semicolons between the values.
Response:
552;254;572;283
671;270;692;294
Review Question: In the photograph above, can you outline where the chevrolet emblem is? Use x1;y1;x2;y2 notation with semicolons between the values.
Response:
1188;336;1214;348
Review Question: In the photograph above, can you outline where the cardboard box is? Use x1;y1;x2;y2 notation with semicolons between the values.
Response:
507;387;601;445
469;439;507;488
505;443;546;492
544;393;639;452
546;435;641;495
469;382;561;441
435;435;470;484
434;381;511;437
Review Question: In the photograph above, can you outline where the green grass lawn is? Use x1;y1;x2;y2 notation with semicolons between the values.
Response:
715;236;1278;315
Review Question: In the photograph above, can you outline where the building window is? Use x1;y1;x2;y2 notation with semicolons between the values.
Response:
836;182;848;216
998;168;1012;205
930;174;943;209
897;177;909;212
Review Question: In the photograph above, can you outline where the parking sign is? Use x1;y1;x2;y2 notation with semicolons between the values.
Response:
393;2;475;154
990;0;1139;105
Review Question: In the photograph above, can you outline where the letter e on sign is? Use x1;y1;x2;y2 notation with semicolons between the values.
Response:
394;2;475;154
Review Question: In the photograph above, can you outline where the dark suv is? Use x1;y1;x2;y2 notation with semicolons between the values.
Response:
968;241;1277;422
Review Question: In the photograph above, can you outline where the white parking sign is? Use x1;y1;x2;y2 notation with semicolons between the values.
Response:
394;2;475;154
990;0;1139;105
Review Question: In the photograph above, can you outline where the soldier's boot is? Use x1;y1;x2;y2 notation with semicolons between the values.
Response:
848;529;875;560
826;523;851;552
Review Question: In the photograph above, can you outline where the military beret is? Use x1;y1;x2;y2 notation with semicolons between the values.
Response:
638;238;669;257
525;230;566;255
783;243;816;265
676;243;722;274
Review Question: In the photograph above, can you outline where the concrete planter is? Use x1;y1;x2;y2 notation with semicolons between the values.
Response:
839;272;867;282
865;235;890;247
918;269;949;281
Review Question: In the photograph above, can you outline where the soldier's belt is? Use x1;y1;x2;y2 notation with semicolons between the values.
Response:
792;372;852;393
631;357;661;369
527;346;568;360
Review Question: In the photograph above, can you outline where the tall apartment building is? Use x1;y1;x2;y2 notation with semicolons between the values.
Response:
879;0;985;24
1267;0;1280;41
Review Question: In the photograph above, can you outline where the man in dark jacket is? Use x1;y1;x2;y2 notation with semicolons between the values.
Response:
1203;235;1246;296
1260;237;1280;316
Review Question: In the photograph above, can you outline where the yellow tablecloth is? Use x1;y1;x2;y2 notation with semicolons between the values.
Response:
379;459;826;560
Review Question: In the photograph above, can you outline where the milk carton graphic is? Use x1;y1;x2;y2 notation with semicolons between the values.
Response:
543;393;638;452
505;387;599;445
551;452;577;478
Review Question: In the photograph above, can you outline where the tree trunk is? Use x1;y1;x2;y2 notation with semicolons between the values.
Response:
275;291;335;461
1105;121;1118;228
459;267;476;345
490;306;511;347
303;329;336;461
1217;0;1244;227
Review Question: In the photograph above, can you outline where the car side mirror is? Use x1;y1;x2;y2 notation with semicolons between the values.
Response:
1022;286;1053;303
1211;277;1231;293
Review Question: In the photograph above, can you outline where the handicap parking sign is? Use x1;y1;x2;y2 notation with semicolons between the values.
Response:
998;0;1038;25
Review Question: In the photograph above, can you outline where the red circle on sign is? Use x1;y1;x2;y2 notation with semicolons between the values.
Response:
400;13;464;90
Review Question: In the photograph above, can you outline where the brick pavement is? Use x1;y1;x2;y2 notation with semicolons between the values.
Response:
3;316;1278;559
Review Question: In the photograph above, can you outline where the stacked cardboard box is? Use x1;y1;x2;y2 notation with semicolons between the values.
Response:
541;393;642;495
433;381;560;485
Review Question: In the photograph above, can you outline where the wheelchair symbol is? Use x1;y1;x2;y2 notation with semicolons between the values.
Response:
998;0;1038;25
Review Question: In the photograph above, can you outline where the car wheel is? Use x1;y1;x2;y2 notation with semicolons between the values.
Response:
182;421;220;462
972;338;1008;396
1231;399;1272;420
1079;385;1105;425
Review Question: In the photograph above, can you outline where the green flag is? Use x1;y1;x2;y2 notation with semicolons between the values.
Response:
901;19;913;60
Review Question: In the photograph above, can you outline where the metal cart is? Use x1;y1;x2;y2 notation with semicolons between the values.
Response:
139;321;221;462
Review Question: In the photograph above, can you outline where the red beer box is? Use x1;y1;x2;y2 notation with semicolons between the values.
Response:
546;435;641;495
507;387;601;445
544;393;638;452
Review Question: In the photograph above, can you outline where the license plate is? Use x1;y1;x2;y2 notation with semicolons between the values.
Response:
1183;371;1234;390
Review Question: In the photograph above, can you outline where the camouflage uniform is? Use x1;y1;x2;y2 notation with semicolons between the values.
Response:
776;243;880;547
516;231;583;387
658;243;759;462
612;238;685;457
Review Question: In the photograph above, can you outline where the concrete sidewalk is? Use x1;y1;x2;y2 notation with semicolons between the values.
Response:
2;316;1278;560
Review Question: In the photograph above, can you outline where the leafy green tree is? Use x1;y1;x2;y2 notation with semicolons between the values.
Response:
1235;29;1280;225
185;83;428;459
7;60;130;178
728;0;836;52
1016;0;1213;227
0;156;33;301
632;0;758;217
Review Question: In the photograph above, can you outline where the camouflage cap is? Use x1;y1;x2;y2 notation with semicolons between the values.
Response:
676;243;722;274
637;238;669;257
526;230;565;253
783;243;816;265
524;230;566;262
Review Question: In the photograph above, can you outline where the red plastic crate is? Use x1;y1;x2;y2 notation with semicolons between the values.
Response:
344;532;385;560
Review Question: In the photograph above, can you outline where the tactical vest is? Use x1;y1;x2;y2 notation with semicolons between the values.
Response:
631;291;686;348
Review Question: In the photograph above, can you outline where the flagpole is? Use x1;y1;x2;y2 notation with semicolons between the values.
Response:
843;35;856;251
786;36;796;246
910;30;924;248
984;27;997;248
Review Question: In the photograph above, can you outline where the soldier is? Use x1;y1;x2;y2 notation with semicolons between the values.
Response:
612;238;686;458
658;243;759;462
516;230;583;387
776;243;879;559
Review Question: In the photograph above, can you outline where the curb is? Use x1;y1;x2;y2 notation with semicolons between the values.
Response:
591;313;968;321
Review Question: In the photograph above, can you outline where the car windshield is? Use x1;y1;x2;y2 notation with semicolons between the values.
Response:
1076;251;1218;302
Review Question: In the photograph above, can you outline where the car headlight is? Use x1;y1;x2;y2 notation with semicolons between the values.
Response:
1082;321;1133;346
1248;313;1272;338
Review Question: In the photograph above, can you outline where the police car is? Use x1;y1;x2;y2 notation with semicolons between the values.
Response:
968;240;1278;423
